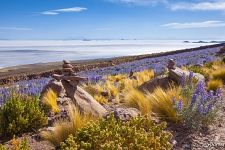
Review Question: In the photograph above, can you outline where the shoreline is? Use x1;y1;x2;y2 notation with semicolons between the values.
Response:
0;43;224;85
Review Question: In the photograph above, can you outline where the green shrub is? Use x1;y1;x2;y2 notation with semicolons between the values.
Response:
0;94;48;136
0;137;30;150
60;115;172;150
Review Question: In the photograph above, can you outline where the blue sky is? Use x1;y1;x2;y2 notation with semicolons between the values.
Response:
1;0;225;40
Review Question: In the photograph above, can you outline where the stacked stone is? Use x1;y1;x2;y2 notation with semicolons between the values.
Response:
52;60;87;87
62;60;75;76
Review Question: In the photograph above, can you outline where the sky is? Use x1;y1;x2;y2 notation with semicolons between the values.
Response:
1;0;225;40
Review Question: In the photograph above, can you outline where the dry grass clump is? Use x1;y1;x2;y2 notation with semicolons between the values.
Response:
208;79;223;91
212;70;225;82
124;88;151;114
134;70;155;86
42;89;59;113
147;87;183;122
82;69;155;105
41;104;95;147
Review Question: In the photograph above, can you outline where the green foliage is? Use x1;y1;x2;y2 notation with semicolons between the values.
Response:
0;94;48;136
60;115;172;150
0;137;30;150
0;144;7;150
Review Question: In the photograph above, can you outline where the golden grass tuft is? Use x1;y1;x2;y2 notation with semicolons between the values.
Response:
146;87;183;122
212;70;225;82
124;88;151;114
134;70;155;86
41;104;95;146
208;79;223;91
42;89;59;113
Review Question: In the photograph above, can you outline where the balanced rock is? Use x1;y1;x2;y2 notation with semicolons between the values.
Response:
169;67;205;83
167;59;176;69
63;60;71;64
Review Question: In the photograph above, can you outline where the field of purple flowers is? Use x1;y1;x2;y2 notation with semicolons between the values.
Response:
78;46;222;82
0;46;222;107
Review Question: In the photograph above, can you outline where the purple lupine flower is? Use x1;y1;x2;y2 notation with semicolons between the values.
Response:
181;73;186;88
215;88;222;98
189;71;193;86
194;81;205;95
208;90;214;100
177;100;183;112
200;90;208;103
190;93;198;107
197;104;204;114
204;103;213;114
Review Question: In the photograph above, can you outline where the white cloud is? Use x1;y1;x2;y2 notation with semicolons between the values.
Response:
0;27;32;31
107;0;167;5
170;1;225;11
54;7;87;12
41;7;87;15
162;21;225;29
41;11;59;15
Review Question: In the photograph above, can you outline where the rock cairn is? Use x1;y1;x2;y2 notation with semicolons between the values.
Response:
41;60;107;118
167;59;176;69
52;60;87;87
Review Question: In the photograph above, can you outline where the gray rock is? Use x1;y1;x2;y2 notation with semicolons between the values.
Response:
106;107;140;121
40;79;65;98
139;75;172;92
62;80;107;117
169;67;205;84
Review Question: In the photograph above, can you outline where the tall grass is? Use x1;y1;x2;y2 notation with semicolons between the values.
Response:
124;88;151;114
147;87;183;122
41;104;95;147
208;79;223;91
83;69;155;105
212;70;225;82
134;70;155;86
42;89;59;113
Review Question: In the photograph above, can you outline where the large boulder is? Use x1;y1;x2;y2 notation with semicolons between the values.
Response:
61;80;107;117
139;75;172;93
169;67;205;83
40;79;65;98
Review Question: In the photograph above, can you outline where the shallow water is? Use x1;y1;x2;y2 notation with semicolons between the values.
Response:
0;40;215;68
